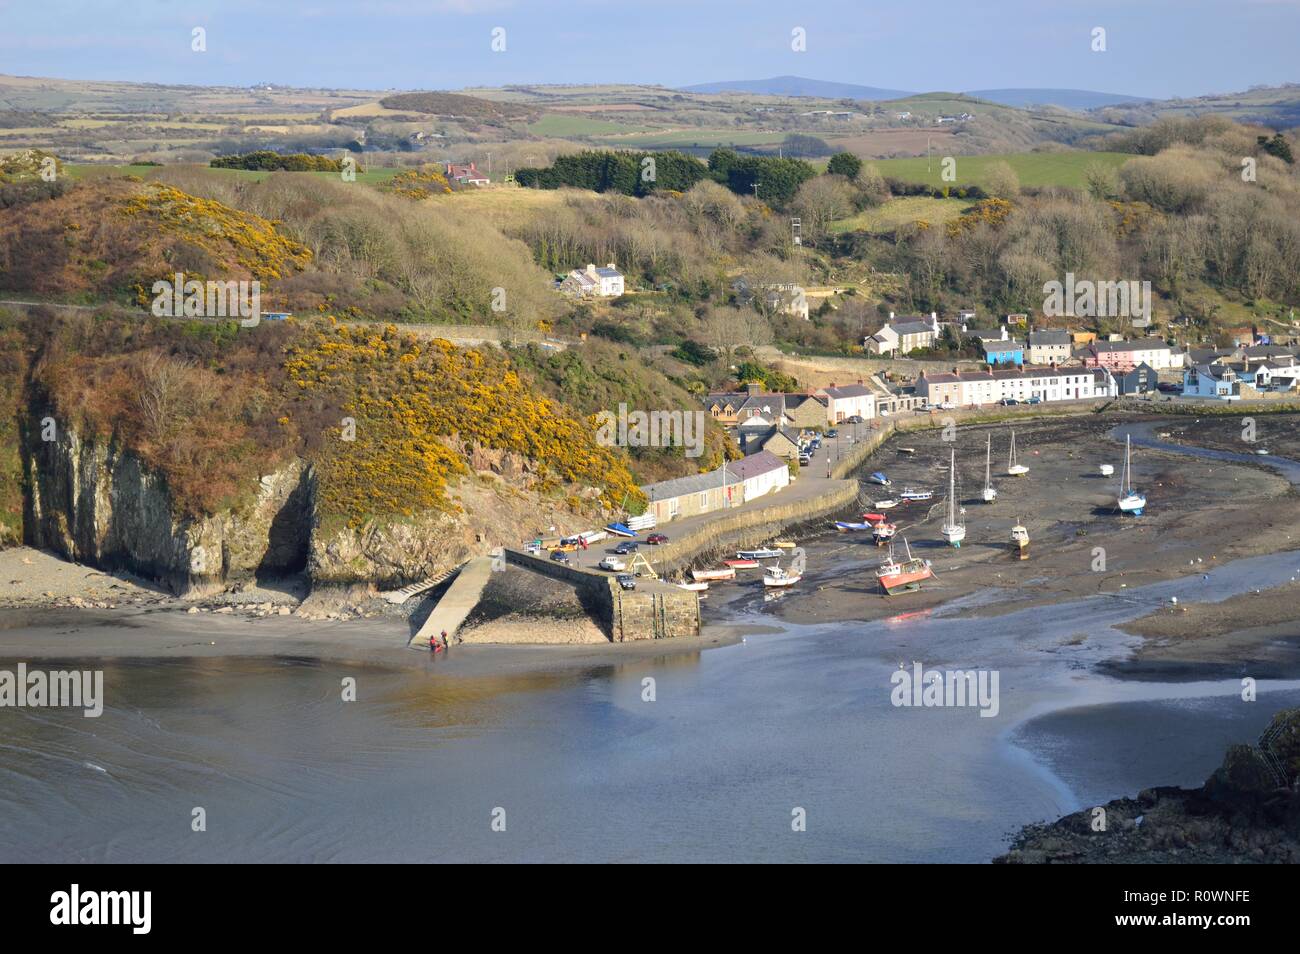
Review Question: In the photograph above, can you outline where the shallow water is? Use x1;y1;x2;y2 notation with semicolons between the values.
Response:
3;430;1299;862
4;551;1300;862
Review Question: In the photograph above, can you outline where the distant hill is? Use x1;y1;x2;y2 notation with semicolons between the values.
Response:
680;75;914;101
965;88;1149;110
377;91;537;122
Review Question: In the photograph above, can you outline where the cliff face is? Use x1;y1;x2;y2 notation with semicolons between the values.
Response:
22;420;312;595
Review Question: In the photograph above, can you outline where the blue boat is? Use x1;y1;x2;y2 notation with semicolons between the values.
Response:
606;522;637;538
869;472;892;486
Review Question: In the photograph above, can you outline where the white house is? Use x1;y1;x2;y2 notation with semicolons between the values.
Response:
1026;329;1072;366
561;263;624;298
1182;364;1240;400
817;383;876;423
916;366;1106;406
864;312;940;355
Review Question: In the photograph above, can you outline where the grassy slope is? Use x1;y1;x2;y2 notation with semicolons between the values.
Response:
829;196;972;234
869;150;1131;190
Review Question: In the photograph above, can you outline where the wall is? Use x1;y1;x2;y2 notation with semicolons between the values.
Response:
503;548;700;641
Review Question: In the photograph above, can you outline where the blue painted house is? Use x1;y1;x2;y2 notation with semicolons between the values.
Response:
982;338;1024;366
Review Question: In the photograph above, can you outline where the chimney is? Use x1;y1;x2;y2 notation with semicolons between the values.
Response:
606;262;616;270
586;264;597;276
745;382;761;395
889;312;895;321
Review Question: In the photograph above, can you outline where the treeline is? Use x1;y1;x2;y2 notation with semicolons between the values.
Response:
210;151;349;172
516;148;821;208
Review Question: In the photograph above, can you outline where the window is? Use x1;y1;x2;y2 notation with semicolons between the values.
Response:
699;492;709;511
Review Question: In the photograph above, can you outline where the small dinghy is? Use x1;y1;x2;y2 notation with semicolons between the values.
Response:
677;580;709;591
862;512;887;525
737;547;782;560
723;558;760;569
869;472;892;486
1099;463;1114;477
691;567;735;582
835;520;873;532
874;498;899;510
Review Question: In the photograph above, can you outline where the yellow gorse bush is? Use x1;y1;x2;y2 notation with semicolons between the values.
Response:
284;323;645;527
121;183;312;282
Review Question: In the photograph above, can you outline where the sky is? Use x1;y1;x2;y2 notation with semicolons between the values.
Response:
1;0;1297;99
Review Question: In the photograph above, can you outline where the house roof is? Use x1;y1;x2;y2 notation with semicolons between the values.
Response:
890;320;934;336
821;384;874;400
1090;337;1171;353
641;451;786;502
982;338;1023;352
920;367;1099;384
595;266;622;278
1028;330;1071;346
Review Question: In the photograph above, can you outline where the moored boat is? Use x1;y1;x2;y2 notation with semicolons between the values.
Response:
737;547;783;560
869;471;892;486
773;540;797;549
940;448;966;548
605;522;637;538
1007;430;1029;476
874;498;899;510
899;488;933;502
677;580;709;591
1010;519;1029;556
872;521;897;545
762;565;802;588
862;512;887;525
981;434;998;503
723;558;760;569
875;538;934;595
1099;463;1114;477
691;566;736;582
1116;434;1146;515
835;520;873;532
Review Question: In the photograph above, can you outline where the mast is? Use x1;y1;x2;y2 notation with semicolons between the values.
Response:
1122;434;1132;494
1009;431;1016;469
948;448;957;525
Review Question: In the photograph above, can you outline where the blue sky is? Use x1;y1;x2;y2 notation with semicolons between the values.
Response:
1;0;1296;98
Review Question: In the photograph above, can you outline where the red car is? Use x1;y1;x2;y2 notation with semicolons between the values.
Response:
646;532;669;545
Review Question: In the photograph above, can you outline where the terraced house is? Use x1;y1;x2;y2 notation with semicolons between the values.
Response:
864;312;940;356
916;367;1110;407
704;382;786;426
1079;337;1183;372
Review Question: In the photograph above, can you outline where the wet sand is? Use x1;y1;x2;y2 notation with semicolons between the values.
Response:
759;417;1300;643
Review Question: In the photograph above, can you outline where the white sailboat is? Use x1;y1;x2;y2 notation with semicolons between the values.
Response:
1007;430;1029;476
1117;434;1146;515
981;434;998;503
940;448;966;547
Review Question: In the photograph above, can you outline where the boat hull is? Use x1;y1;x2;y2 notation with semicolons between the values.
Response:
941;526;965;547
692;568;736;582
723;559;759;569
877;564;934;594
981;489;997;503
737;548;782;560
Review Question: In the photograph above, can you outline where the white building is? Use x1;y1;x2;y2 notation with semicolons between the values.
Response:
561;263;625;297
1026;329;1072;366
916;367;1108;407
864;312;940;356
817;383;876;423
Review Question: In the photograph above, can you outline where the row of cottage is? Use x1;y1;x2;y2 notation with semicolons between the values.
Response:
865;312;1188;370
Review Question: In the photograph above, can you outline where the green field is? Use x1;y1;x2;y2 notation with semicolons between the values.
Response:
868;150;1131;191
66;163;403;185
527;114;655;138
596;128;786;149
829;196;973;235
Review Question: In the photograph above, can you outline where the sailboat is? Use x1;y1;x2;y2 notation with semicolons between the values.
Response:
875;537;934;595
1117;434;1146;515
940;449;966;547
1007;430;1029;476
981;434;998;503
1010;517;1029;558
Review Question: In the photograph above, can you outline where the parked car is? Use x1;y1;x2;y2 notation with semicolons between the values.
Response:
615;574;637;591
937;401;955;410
845;415;865;424
1027;395;1042;405
998;397;1019;406
826;428;839;438
646;533;668;545
613;540;639;555
598;556;626;572
550;550;570;564
798;454;812;466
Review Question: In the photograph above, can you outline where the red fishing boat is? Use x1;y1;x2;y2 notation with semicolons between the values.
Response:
875;538;934;595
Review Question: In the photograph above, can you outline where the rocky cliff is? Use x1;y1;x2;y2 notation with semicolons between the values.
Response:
22;419;312;595
996;708;1300;864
